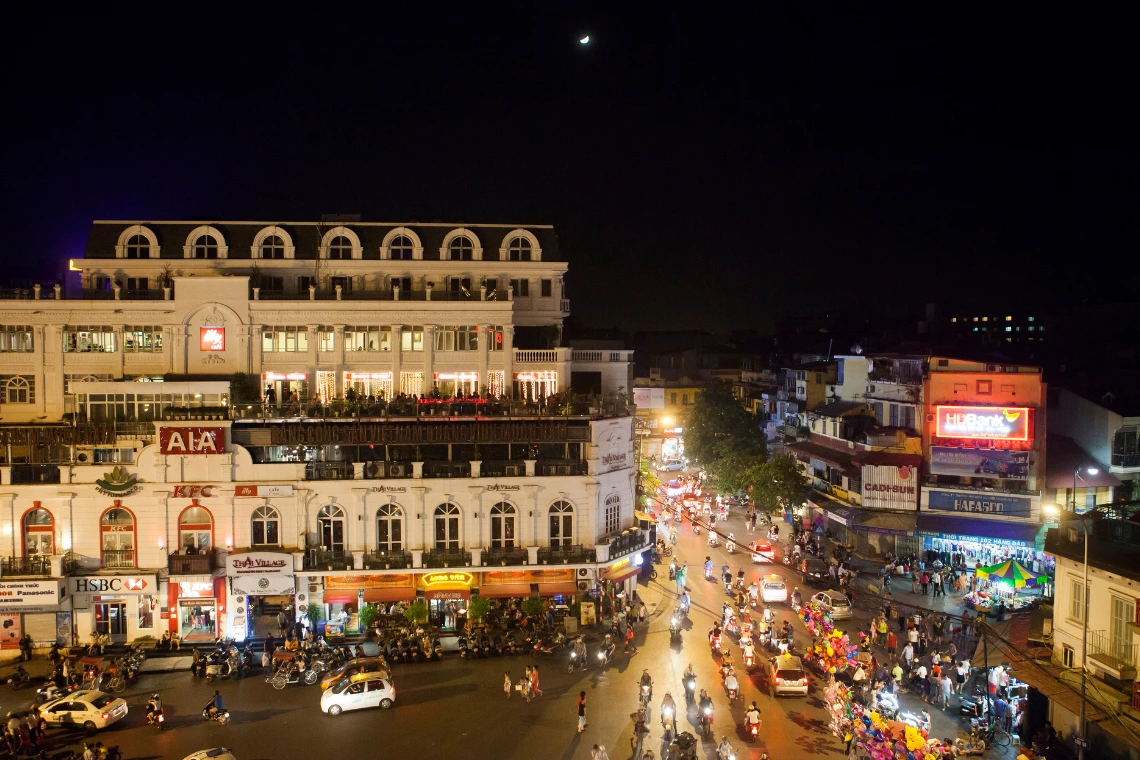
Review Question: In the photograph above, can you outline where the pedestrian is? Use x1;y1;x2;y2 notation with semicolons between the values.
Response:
522;666;532;702
940;673;953;710
911;569;920;594
591;744;609;760
932;571;943;597
887;630;897;657
531;665;543;697
504;671;512;699
23;712;37;743
921;571;930;595
918;632;928;657
902;643;914;671
639;601;648;625
578;692;587;732
956;659;970;694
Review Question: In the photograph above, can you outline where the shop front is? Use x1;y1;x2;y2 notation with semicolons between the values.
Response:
477;569;579;601
916;514;1043;568
69;574;158;645
262;372;309;405
0;579;67;649
421;572;473;631
226;551;296;641
319;574;417;632
599;556;640;597
169;578;226;642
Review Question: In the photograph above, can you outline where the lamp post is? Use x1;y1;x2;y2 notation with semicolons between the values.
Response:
1046;477;1096;760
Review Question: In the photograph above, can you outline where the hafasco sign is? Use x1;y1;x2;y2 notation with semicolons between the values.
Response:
926;489;1032;518
95;466;141;497
935;406;1031;441
228;552;292;576
200;327;225;352
159;427;226;455
70;575;157;595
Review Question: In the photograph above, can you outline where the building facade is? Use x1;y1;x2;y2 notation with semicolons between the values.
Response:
0;219;639;647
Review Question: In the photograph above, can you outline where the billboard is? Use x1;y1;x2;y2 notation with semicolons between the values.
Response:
930;447;1029;480
159;426;226;455
860;464;919;511
926;489;1033;518
633;387;665;410
934;406;1031;441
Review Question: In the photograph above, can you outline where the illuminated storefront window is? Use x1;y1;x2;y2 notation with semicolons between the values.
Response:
487;371;506;398
400;372;425;397
344;372;393;400
316;371;335;403
434;372;479;396
514;371;558;401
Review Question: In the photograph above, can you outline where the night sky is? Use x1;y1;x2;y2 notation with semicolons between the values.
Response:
2;6;1137;332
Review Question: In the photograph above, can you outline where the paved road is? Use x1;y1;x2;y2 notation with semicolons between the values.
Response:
0;502;1003;760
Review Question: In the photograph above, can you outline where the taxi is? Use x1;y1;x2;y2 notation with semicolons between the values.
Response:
760;574;788;604
749;540;775;562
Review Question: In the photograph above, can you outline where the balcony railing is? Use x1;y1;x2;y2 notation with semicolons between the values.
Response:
305;549;352;571
101;550;136;570
602;528;649;559
422;549;472;568
9;464;61;485
537;461;588;477
538;544;595;565
484;546;529;566
361;461;414;479
423;461;471;479
923;477;1040;497
2;556;52;576
229;393;633;421
304;461;355;481
1087;630;1137;673
1111;453;1140;468
363;550;411;570
480;461;528;478
168;549;217;575
115;422;158;438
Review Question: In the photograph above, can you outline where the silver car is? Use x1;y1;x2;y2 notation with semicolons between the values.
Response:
810;590;853;620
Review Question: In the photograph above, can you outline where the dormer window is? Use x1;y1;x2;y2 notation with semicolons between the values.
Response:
507;236;532;261
125;235;150;259
327;236;353;260
390;236;414;261
192;234;219;259
260;235;286;259
449;236;474;261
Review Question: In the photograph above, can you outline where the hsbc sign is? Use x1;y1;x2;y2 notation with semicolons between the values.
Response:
69;574;157;596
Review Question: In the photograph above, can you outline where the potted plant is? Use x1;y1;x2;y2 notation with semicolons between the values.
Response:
304;602;325;635
404;600;429;628
467;597;490;626
357;603;380;636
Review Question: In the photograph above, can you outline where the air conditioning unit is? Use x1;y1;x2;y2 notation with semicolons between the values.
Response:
577;581;590;591
987;364;997;372
577;568;590;577
389;464;407;477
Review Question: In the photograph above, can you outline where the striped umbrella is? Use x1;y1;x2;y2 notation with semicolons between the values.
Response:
974;559;1046;588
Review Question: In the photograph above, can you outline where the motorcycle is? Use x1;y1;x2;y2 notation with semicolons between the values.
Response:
202;704;231;725
534;632;566;656
699;704;714;736
684;676;697;702
661;705;677;739
457;636;470;659
432;637;444;660
36;681;75;705
568;649;588;673
597;645;615;667
669;615;682;643
146;708;165;730
745;719;760;742
8;665;30;690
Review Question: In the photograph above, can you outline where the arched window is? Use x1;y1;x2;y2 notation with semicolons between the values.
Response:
192;234;219;259
179;505;213;553
318;504;346;551
376;504;403;554
5;376;31;404
251;505;280;546
23;508;53;556
390;235;414;261
490;502;516;549
549;500;575;547
260;235;285;259
101;507;136;569
507;236;532;262
434;503;460;550
448;236;474;261
604;493;621;535
327;235;353;260
125;234;150;259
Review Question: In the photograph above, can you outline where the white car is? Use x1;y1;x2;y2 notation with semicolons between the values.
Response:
760;575;788;604
811;589;853;620
38;689;128;732
182;751;237;760
768;654;809;696
321;675;395;715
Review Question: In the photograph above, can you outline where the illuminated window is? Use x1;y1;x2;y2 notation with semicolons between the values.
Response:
604;494;621;535
982;317;988;322
260;235;286;259
973;327;979;332
515;371;558;401
1028;316;1035;322
490;503;516;549
1039;326;1045;332
433;326;479;351
1005;326;1012;332
400;372;425;396
344;326;391;352
192;234;219;259
317;328;335;353
327;236;353;260
973;317;979;322
0;326;33;352
124;326;163;353
376;504;403;552
125;234;150;259
261;326;309;353
433;503;461;550
63;326;116;353
316;371;335;403
434;372;478;396
318;504;346;551
344;372;393;400
1006;316;1012;321
487;371;506;397
448;236;474;261
400;326;424;352
1029;326;1035;331
951;317;957;323
489;326;505;352
390;236;414;261
507;236;532;262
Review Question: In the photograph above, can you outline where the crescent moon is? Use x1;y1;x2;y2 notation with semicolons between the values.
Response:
580;35;590;44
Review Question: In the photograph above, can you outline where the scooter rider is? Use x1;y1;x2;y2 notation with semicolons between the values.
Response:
791;587;802;609
660;691;677;732
724;669;739;699
602;634;616;663
745;701;762;735
145;693;163;723
704;557;713;580
639;669;654;701
718;736;734;759
683;664;697;701
708;623;722;649
721;563;731;586
742;636;756;665
206;690;225;719
736;568;746;588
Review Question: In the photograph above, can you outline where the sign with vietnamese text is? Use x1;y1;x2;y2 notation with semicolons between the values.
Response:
926;489;1032;518
930;447;1029;480
0;580;65;611
200;327;225;352
159;426;225;455
934;406;1031;441
860;464;919;510
633;387;665;410
423;572;473;588
69;575;156;596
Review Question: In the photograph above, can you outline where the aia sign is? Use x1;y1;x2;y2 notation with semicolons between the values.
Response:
200;327;225;352
159;427;226;455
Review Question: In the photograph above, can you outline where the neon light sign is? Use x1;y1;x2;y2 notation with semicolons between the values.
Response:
200;327;225;351
934;405;1030;441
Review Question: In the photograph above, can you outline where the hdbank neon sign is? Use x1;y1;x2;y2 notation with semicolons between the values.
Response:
935;406;1030;441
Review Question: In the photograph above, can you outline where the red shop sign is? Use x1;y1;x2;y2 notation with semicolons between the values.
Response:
159;427;226;456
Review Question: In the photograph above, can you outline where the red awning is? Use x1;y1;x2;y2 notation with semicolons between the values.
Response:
363;587;416;603
538;582;578;597
478;583;532;599
605;566;640;584
322;591;358;605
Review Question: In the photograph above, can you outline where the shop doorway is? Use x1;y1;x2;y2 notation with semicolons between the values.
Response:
428;599;462;630
94;601;127;641
263;375;309;406
179;599;217;641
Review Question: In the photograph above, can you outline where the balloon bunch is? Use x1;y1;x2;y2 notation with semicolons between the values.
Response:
825;673;943;759
802;600;835;637
807;629;858;674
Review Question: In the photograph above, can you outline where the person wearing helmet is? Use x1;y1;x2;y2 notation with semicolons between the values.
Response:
717;735;734;759
145;692;163;724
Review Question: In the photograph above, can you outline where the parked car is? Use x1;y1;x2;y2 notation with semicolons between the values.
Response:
321;657;389;691
760;574;788;604
182;751;237;760
38;689;128;733
765;654;809;696
810;589;853;620
321;675;396;715
657;460;685;472
802;559;830;586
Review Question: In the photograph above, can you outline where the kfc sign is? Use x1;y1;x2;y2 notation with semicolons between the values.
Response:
159;427;225;455
935;406;1031;442
200;327;225;351
172;485;216;498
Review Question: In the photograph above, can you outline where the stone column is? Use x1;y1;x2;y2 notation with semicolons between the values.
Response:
306;324;319;401
391;326;403;397
423;325;435;393
503;325;515;398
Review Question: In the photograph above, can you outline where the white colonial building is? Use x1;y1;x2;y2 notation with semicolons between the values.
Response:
0;219;638;647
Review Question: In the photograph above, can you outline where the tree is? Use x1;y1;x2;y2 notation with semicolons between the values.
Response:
304;603;325;629
468;597;491;624
404;600;429;627
357;603;380;632
638;469;662;505
748;454;810;513
230;372;261;405
522;597;545;618
685;382;769;493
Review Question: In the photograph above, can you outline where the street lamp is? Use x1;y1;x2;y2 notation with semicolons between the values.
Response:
1044;500;1094;760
